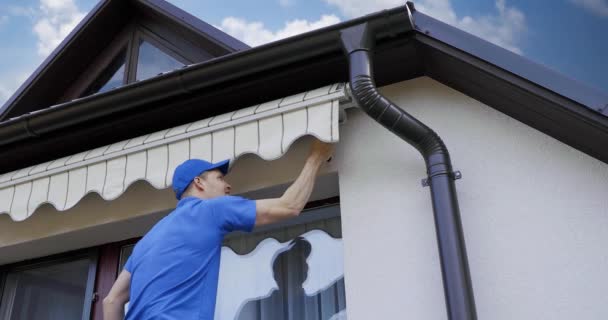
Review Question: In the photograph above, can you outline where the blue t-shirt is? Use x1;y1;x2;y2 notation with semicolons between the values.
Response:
124;195;256;320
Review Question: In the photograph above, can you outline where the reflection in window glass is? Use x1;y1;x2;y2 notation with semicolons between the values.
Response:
119;244;134;271
84;49;126;96
0;259;91;320
136;40;184;81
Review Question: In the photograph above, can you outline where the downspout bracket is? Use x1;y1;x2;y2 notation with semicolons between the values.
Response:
421;170;462;187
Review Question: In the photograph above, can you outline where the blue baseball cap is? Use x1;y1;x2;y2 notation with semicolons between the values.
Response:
172;159;230;200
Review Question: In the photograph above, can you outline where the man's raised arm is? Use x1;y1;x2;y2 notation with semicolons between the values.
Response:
255;139;334;226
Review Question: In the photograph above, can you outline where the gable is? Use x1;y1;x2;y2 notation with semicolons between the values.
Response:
0;0;249;121
0;3;606;176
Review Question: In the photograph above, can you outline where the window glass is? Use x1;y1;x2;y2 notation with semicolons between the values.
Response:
120;204;347;320
83;49;126;96
0;258;93;320
119;244;134;272
136;40;184;81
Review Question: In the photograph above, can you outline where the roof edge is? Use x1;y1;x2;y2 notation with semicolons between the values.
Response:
0;0;111;120
137;0;250;52
411;8;608;117
0;6;412;147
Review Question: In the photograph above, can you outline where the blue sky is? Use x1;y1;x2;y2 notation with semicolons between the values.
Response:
0;0;607;106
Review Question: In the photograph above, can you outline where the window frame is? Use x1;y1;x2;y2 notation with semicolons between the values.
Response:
0;249;98;320
59;23;135;102
0;270;5;311
80;48;128;97
61;15;201;102
127;26;191;83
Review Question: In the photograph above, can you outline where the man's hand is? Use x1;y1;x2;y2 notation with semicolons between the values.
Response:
309;139;334;163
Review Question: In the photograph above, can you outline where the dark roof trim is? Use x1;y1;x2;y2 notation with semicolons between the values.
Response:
0;7;412;147
410;4;608;117
137;0;249;52
417;34;608;128
0;0;110;119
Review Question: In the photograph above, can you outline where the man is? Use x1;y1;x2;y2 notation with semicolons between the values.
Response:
103;139;334;320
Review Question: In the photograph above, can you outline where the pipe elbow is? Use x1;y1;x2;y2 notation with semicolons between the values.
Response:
344;36;452;172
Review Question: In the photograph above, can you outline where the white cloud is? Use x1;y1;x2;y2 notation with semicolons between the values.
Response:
33;0;86;57
324;0;526;54
0;15;9;27
570;0;608;17
217;14;341;46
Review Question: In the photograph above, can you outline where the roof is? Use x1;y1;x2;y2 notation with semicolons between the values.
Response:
0;2;606;174
0;0;249;121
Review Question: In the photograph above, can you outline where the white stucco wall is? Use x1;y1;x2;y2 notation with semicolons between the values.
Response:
336;77;608;320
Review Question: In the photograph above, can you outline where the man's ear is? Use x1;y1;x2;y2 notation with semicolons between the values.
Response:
192;177;206;192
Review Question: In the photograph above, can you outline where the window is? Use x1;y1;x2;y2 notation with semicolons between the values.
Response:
84;49;127;96
0;252;97;320
136;40;185;81
119;201;347;320
76;26;191;99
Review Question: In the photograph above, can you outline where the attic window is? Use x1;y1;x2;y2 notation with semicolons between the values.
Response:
83;48;127;96
135;40;185;81
73;24;198;100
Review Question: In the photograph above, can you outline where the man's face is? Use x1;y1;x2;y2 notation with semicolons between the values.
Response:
196;169;232;198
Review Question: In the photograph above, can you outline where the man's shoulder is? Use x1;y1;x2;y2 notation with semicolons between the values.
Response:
206;195;245;207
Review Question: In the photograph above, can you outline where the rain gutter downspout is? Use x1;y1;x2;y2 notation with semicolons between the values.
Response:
340;22;477;320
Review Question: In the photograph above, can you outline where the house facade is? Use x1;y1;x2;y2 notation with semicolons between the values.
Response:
0;1;607;320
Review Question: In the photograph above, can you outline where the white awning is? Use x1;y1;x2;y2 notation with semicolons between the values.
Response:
0;83;346;221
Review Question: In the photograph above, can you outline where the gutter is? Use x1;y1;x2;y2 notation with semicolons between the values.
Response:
0;6;411;147
340;20;477;320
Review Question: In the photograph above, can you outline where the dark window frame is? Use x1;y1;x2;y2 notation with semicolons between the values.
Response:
133;8;219;60
60;23;135;102
0;248;98;320
61;15;199;102
0;270;5;311
81;48;128;97
90;239;138;320
127;27;191;83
